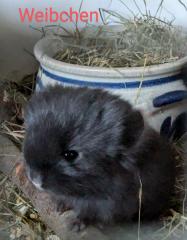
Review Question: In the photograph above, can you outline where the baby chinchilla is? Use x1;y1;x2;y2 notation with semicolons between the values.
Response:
23;86;176;230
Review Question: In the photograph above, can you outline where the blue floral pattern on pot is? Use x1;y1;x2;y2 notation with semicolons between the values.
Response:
153;91;187;140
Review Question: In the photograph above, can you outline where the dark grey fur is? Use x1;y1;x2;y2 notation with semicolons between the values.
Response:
23;86;175;226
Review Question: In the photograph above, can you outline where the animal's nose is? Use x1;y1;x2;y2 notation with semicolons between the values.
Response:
26;168;44;191
32;176;43;190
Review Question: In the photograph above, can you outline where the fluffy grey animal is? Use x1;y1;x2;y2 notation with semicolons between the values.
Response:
23;86;175;230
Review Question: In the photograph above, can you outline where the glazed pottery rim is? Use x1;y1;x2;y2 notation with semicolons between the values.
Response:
34;37;187;79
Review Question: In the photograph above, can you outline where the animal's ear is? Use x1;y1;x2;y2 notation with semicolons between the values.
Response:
122;109;144;148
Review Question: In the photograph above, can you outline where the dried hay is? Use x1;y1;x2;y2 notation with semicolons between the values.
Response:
51;5;187;68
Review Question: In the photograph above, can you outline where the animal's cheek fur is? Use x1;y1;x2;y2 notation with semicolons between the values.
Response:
56;162;80;177
42;175;62;194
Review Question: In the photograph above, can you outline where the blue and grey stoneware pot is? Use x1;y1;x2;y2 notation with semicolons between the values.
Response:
34;37;187;139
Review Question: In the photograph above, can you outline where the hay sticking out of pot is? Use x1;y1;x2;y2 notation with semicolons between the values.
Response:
54;15;187;68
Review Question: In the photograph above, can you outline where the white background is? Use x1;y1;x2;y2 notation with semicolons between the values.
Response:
0;0;187;79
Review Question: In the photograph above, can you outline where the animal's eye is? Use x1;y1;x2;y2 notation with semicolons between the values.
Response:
63;150;78;161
